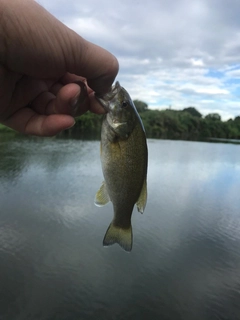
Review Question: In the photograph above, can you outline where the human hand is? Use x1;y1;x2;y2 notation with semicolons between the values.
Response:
0;0;118;136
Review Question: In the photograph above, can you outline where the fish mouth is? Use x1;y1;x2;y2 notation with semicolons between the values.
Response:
104;81;121;100
110;81;121;98
95;81;121;111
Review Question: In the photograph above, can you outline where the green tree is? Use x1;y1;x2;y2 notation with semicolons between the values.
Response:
183;107;202;118
133;100;148;113
205;113;221;121
234;116;240;122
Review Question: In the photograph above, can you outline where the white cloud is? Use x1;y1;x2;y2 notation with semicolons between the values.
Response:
190;59;205;67
38;0;240;120
195;88;229;95
225;69;240;78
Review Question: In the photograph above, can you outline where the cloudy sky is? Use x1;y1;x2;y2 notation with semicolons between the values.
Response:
38;0;240;120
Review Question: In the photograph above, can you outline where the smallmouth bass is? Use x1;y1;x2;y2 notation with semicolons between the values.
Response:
94;81;148;252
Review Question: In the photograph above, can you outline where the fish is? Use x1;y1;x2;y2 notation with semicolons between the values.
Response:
94;81;148;252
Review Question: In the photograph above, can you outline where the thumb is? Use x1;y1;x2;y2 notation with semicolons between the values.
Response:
1;0;119;93
66;37;119;94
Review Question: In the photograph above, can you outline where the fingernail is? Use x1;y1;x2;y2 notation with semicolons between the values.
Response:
71;91;88;116
66;120;76;129
71;92;80;114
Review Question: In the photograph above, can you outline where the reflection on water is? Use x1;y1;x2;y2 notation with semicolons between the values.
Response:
1;135;240;319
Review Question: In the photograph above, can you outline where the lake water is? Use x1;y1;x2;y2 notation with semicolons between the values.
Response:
1;135;240;320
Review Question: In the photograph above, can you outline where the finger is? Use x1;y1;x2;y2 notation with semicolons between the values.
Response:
25;114;75;136
10;76;48;111
30;91;56;115
31;82;90;117
59;79;106;115
66;81;90;116
52;82;89;116
67;39;119;94
49;82;63;95
3;107;75;136
61;74;94;96
88;92;106;115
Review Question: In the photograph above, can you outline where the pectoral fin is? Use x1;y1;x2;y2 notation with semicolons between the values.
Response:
136;178;147;214
94;181;110;207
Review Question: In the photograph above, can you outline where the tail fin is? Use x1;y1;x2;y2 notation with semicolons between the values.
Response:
103;223;132;252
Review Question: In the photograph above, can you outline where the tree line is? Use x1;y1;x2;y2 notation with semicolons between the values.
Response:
65;101;240;141
1;101;240;141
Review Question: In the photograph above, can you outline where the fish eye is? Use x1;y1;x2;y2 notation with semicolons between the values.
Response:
122;101;128;108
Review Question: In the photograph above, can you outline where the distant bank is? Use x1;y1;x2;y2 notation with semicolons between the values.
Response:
1;102;240;143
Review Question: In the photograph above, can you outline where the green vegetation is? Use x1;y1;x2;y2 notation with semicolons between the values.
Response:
138;103;240;141
68;101;240;141
2;101;240;141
